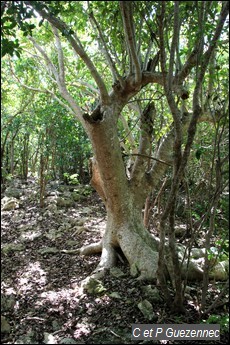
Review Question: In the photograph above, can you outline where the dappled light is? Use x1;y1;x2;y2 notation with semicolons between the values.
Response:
16;262;47;293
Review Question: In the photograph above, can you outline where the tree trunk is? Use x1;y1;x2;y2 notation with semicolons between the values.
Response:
79;105;218;286
82;106;162;281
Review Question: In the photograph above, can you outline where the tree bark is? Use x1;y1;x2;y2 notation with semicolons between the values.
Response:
81;105;161;280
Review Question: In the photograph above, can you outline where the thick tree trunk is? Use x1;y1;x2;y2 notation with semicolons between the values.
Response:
79;105;228;285
106;206;160;280
80;199;161;281
81;106;161;280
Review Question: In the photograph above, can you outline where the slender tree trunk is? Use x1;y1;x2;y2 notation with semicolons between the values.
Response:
10;140;14;176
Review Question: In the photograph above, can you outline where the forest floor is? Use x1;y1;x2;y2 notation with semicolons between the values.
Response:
1;178;229;344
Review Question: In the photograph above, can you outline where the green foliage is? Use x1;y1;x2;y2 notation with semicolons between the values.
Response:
63;173;79;185
1;1;37;57
1;83;92;184
212;239;229;262
205;314;229;333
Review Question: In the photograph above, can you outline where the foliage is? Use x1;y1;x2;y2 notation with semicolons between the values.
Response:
205;314;229;333
63;173;79;185
1;85;92;183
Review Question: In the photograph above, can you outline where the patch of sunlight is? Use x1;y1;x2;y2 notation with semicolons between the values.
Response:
40;288;74;302
95;295;111;305
74;322;92;339
72;211;82;218
21;230;42;240
1;282;17;295
17;261;47;292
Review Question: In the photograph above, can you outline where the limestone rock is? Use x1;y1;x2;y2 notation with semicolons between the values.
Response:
137;300;156;321
5;187;22;198
59;338;78;344
43;332;57;344
141;285;162;302
2;243;25;253
56;197;75;208
210;260;229;280
38;247;59;255
1;315;11;333
110;267;126;278
1;197;19;211
83;278;106;294
1;294;16;312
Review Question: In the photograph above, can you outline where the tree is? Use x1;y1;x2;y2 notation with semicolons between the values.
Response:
2;1;229;311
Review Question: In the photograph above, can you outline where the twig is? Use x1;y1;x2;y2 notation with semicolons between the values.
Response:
22;316;46;322
123;153;172;166
204;279;229;314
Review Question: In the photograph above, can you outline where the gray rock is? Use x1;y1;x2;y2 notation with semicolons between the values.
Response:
5;187;22;198
1;197;19;211
59;338;78;344
38;247;59;255
141;285;162;302
1;294;16;312
52;320;61;332
1;315;11;333
83;278;106;294
2;243;25;253
43;332;57;344
209;260;229;280
137;300;156;321
56;197;75;208
110;267;126;278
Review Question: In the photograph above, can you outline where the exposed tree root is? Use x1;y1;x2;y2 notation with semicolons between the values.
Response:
61;234;228;288
61;241;102;255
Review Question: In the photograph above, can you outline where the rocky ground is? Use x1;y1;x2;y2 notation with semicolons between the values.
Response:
1;178;229;344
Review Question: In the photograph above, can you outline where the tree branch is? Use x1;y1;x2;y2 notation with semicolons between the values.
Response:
167;1;180;90
67;81;100;96
143;39;154;71
119;1;142;84
29;36;59;80
26;1;109;105
51;25;65;85
10;66;76;117
88;5;124;88
131;102;157;183
1;95;34;130
28;36;83;118
125;153;171;166
119;114;136;149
